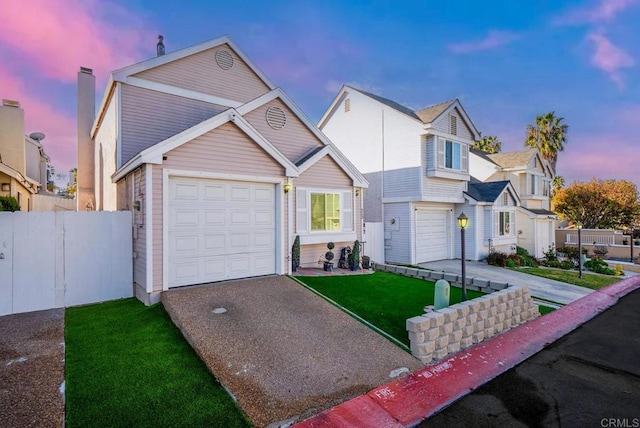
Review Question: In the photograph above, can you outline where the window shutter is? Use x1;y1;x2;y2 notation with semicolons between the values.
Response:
296;188;308;233
494;212;499;237
509;211;515;236
342;190;354;231
437;137;445;168
461;144;468;172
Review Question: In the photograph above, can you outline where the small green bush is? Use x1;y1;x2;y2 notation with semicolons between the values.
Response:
613;265;624;276
0;196;20;211
584;258;614;275
520;255;538;267
557;246;579;260
516;246;529;256
506;258;518;268
487;251;508;267
543;244;557;263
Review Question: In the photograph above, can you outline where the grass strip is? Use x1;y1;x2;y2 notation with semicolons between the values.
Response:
511;267;621;290
65;298;250;428
297;271;484;346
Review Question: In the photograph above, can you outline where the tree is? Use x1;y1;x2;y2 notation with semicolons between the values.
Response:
524;111;568;172
552;179;640;229
472;135;502;153
66;167;78;198
551;175;565;198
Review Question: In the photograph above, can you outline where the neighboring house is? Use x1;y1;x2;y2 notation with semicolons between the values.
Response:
469;148;556;258
464;179;520;259
78;36;367;304
319;85;481;265
0;99;51;211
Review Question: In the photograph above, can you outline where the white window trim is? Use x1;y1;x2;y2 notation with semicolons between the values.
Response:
494;208;516;238
296;187;355;242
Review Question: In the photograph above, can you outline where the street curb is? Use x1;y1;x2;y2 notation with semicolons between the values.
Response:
293;276;640;428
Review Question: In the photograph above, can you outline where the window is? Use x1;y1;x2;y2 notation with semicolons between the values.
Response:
503;192;509;206
344;98;350;112
311;193;341;231
543;179;550;197
530;175;538;195
499;212;510;236
445;141;461;170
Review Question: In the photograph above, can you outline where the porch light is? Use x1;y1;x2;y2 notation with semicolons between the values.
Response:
457;212;469;301
284;183;292;193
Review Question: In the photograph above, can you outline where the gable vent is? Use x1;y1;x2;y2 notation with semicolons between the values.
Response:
215;50;234;69
266;106;287;129
449;114;457;136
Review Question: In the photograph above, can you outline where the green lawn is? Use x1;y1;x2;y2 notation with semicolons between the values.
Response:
512;267;622;290
297;271;485;346
65;298;250;428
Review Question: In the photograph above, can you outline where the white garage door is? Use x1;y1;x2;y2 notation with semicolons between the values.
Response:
168;177;276;287
415;210;449;263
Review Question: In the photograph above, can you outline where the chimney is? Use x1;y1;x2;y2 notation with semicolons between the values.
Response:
0;99;26;176
157;35;165;57
77;67;95;211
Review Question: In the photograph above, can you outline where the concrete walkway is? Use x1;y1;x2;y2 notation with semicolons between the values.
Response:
418;260;592;305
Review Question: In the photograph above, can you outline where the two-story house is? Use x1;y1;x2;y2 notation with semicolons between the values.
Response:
469;148;556;258
320;86;484;264
78;36;367;304
0;99;50;211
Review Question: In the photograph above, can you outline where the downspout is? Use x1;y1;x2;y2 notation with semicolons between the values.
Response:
381;108;386;262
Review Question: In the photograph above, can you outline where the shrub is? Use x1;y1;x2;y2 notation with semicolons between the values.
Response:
487;251;508;267
557;246;579;260
614;265;624;276
593;245;608;258
584;258;614;275
543;244;557;263
506;258;518;268
516;246;529;256
348;240;360;271
520;255;538;267
560;260;575;270
291;235;300;271
541;259;562;268
0;196;20;211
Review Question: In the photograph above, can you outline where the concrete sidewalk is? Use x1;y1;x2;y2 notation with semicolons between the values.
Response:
295;275;640;428
419;260;592;305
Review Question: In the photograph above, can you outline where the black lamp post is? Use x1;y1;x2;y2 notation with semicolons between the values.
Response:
458;212;469;301
631;226;635;263
578;224;583;279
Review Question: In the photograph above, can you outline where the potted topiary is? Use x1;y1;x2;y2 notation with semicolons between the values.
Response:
323;242;335;271
291;235;300;272
349;240;360;271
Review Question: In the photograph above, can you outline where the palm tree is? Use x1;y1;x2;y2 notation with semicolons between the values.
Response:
472;135;502;154
525;112;568;172
551;175;565;198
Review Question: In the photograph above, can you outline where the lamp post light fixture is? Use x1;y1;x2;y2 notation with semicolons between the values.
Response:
578;224;583;279
457;212;469;301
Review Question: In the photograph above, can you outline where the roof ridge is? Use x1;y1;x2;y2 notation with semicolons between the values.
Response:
415;98;457;114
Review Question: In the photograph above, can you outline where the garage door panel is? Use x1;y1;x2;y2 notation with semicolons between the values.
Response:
172;208;198;227
254;187;273;202
203;184;225;200
230;185;250;201
169;178;276;287
173;182;198;200
203;210;226;226
254;210;274;225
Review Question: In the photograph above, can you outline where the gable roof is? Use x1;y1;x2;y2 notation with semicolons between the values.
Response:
487;149;538;169
466;180;512;203
92;35;276;137
415;100;456;123
319;85;480;140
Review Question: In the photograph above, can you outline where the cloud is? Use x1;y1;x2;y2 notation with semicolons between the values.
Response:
586;32;635;87
553;0;638;25
448;30;520;54
0;0;156;83
0;0;157;177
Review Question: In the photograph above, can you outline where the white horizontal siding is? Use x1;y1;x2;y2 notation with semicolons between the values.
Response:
432;107;473;140
133;44;270;103
296;155;352;188
383;167;421;198
120;84;225;164
423;177;466;202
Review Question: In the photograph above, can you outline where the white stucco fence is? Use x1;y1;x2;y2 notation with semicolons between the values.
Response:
0;211;133;316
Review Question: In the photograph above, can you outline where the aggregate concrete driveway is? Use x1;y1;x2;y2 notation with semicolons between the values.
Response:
162;275;422;428
419;260;592;304
0;308;65;428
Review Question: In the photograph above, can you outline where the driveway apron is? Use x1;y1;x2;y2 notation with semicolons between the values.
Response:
419;260;592;305
162;275;422;428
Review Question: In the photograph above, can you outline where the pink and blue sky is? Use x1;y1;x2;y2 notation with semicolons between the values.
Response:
1;0;638;186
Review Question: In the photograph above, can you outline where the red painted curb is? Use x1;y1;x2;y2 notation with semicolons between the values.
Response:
294;277;640;428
